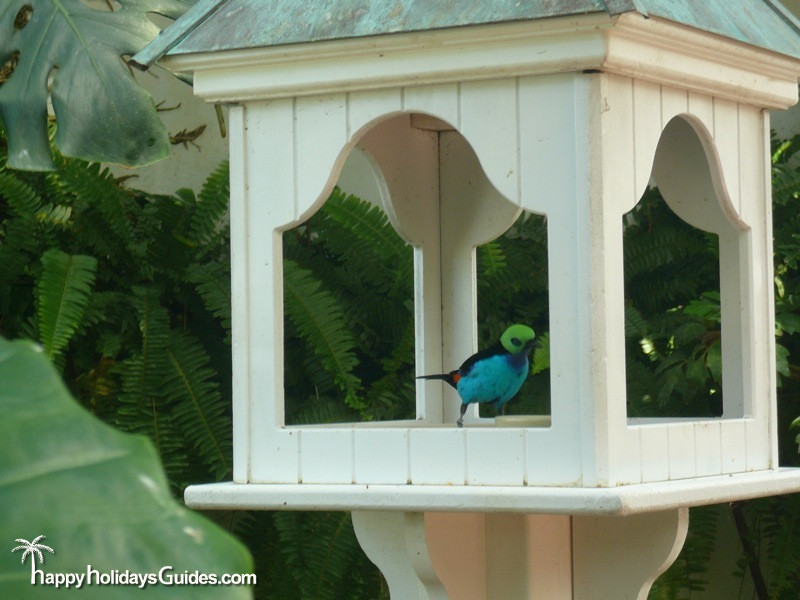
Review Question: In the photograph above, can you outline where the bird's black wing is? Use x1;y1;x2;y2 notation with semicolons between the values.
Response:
459;341;505;376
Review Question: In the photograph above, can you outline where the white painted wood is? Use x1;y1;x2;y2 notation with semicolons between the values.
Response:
617;427;643;486
185;469;800;514
354;429;409;485
466;429;525;486
346;88;403;140
300;429;353;484
638;424;670;483
632;79;663;200
352;511;447;600
410;428;466;485
668;423;696;481
459;78;520;203
525;427;582;487
293;94;350;222
228;105;250;484
403;83;460;130
720;420;747;473
694;421;723;477
250;430;299;483
572;508;689;599
660;86;689;130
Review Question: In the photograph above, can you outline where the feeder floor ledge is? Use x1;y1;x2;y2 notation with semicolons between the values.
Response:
184;468;800;516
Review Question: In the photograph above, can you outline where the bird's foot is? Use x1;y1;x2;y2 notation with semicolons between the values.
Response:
456;418;463;428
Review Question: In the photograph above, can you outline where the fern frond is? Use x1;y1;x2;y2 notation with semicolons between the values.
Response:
163;331;232;480
186;260;231;341
36;249;97;361
191;161;230;245
0;169;41;216
56;159;136;248
114;287;188;487
477;241;507;278
284;259;362;411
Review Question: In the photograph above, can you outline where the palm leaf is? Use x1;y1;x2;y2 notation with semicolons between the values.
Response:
36;248;97;360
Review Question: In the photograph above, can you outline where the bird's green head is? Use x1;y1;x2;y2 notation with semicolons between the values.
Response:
500;324;536;354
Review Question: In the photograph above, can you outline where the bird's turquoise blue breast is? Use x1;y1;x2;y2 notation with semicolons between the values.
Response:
456;353;529;407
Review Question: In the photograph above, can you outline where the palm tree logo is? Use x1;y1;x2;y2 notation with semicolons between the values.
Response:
12;535;55;580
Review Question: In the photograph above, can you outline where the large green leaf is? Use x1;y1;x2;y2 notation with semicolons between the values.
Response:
0;337;253;598
0;0;194;171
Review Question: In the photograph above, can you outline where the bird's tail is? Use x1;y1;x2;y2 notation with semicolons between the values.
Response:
417;372;460;390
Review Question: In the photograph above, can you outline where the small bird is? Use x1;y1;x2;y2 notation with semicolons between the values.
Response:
417;324;536;427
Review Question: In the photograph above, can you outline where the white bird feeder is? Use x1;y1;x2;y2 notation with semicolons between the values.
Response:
137;1;800;597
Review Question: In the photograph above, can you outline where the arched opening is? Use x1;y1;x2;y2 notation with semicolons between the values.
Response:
280;112;550;427
625;115;749;421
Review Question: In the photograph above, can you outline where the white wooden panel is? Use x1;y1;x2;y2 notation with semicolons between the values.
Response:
639;425;670;483
403;82;460;126
300;429;353;484
711;98;741;218
720;420;747;473
603;74;638;214
718;231;747;419
694;421;722;477
243;101;295;439
517;73;580;215
228;105;250;483
466;429;524;486
251;430;299;483
668;423;696;480
354;429;409;484
410;429;466;485
346;88;403;140
525;428;582;487
459;78;520;204
615;427;642;485
632;79;663;199
687;92;714;142
745;418;771;471
660;86;688;128
737;106;764;227
294;94;349;222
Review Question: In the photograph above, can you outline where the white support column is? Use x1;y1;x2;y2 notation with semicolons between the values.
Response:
352;511;447;600
572;508;689;600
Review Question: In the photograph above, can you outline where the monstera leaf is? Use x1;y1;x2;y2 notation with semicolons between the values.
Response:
0;337;253;598
0;0;194;171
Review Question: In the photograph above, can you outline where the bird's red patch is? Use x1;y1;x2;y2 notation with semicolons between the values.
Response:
452;373;462;384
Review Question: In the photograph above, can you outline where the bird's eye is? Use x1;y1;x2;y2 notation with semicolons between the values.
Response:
511;337;521;346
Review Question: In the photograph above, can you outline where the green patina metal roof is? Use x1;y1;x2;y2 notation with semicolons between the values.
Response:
133;0;800;68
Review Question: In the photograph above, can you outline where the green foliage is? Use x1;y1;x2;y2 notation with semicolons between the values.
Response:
0;141;233;493
0;0;194;171
282;188;416;424
36;248;97;361
0;337;252;599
